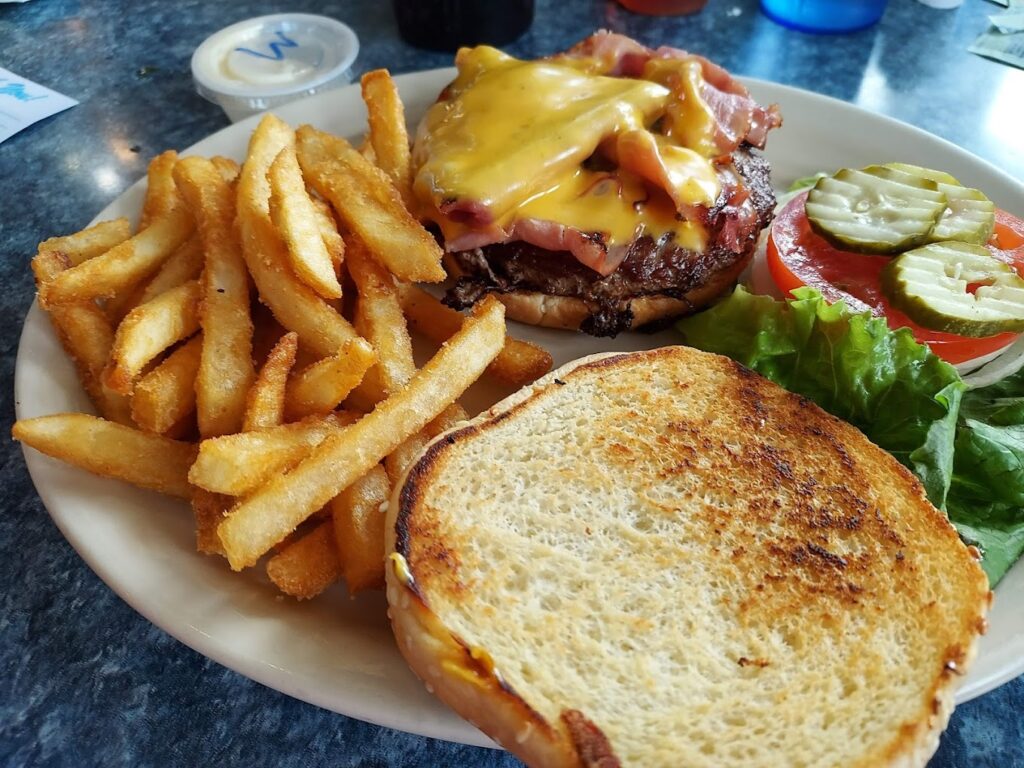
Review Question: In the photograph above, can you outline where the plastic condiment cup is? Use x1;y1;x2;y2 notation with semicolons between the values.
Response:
191;14;359;122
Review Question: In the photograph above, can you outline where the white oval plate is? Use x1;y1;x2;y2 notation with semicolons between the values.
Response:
15;69;1024;748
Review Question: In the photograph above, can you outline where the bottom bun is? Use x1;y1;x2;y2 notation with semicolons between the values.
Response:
496;291;689;331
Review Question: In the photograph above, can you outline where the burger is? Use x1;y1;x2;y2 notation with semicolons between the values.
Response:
409;31;782;337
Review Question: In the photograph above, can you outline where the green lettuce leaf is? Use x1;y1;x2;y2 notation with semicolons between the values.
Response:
947;498;1024;585
961;367;1024;425
948;369;1024;582
773;173;829;210
788;173;827;192
955;420;1024;506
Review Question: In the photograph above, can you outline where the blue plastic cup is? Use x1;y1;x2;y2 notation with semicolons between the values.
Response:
760;0;889;33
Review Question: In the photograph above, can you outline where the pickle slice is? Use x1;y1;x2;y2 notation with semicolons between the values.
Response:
882;162;996;245
882;241;1024;337
884;162;960;186
930;185;996;245
805;167;947;254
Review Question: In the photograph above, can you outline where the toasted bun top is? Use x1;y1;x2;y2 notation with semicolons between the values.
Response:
388;347;990;768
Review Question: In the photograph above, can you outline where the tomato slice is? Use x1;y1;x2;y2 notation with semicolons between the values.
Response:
766;192;1024;365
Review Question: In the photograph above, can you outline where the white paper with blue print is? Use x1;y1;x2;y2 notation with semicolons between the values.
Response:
0;68;78;144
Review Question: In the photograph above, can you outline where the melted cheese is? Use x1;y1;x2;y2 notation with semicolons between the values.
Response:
412;46;723;255
643;57;719;158
516;169;707;253
615;130;721;211
389;552;414;587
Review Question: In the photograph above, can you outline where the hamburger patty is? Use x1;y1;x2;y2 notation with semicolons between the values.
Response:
445;147;776;336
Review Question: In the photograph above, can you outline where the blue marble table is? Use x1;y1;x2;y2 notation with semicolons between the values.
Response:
1;1;1021;765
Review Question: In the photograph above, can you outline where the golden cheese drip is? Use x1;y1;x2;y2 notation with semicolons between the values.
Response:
412;45;724;255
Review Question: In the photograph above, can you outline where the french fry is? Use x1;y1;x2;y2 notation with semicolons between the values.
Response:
387;404;468;489
295;124;445;283
343;364;388;413
344;268;391;415
189;412;358;496
310;196;345;276
31;250;72;290
244;332;298;432
399;284;553;387
139;150;182;229
174;156;255;437
426;402;469;438
192;488;232;555
331;463;391;594
386;402;471;481
194;292;281;556
343;248;431;427
135;236;205;306
347;238;415;393
12;413;196;498
22;93;550;604
32;227;134;425
105;235;204;323
195;321;291;553
381;362;466;483
103;279;201;394
39;206;194;307
284;337;376;421
217;296;505;570
351;236;430;482
140;236;205;297
237;115;360;358
236;114;295;221
361;69;413;205
239;209;357;358
130;335;202;433
33;219;134;313
266;519;342;599
269;144;343;299
384;432;427;486
358;137;377;165
44;302;134;424
35;218;132;272
211;155;241;184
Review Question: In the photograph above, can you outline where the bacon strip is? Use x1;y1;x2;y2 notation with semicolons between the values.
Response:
669;50;782;154
445;216;626;277
708;161;760;253
564;31;782;155
562;31;652;77
613;130;719;222
442;156;750;277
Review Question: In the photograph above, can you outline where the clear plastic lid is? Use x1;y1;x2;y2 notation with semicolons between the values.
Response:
191;13;359;122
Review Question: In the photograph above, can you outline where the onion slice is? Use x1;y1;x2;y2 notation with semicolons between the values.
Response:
961;334;1024;389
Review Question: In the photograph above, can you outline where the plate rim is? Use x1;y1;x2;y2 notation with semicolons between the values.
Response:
14;66;1024;747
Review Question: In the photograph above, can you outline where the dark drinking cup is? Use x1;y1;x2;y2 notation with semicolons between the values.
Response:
393;0;535;52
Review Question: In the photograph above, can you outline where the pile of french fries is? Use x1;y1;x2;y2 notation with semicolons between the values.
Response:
13;70;553;601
